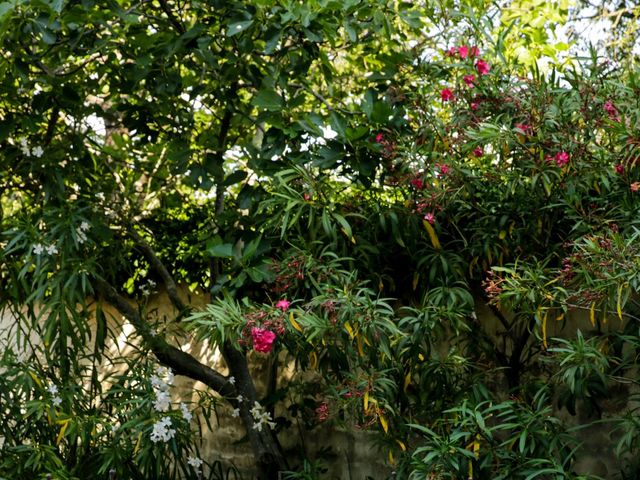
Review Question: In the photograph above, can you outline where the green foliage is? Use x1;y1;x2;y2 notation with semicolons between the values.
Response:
2;0;640;478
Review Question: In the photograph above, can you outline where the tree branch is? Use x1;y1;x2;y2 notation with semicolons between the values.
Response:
129;229;188;315
158;0;185;34
95;278;235;398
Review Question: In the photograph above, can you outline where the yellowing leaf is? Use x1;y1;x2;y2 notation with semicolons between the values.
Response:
356;334;365;357
379;414;389;434
56;419;69;445
388;450;394;465
403;372;411;392
422;220;441;249
590;302;596;327
378;278;384;291
28;371;42;388
309;351;318;369
133;431;143;455
396;439;407;451
499;230;507;240
542;310;548;350
344;322;355;340
418;353;425;362
617;284;624;321
289;312;303;333
412;272;419;291
364;391;369;411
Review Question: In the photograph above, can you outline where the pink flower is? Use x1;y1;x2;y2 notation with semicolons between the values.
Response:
410;177;424;190
315;402;329;422
469;46;480;57
375;133;384;143
276;299;290;311
471;101;480;111
473;146;484;157
615;164;624;175
554;151;569;167
604;101;620;121
447;46;457;56
463;74;475;87
458;45;469;59
437;163;450;175
251;327;276;353
631;182;640;192
515;123;532;135
424;212;435;224
475;59;490;75
440;88;454;102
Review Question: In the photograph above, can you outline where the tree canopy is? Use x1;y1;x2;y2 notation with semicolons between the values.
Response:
1;1;640;479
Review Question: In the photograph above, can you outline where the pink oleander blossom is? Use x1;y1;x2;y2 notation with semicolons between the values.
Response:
276;299;290;311
555;151;569;167
441;88;454;102
463;74;475;87
375;133;384;143
615;164;624;175
251;327;277;353
473;146;484;157
475;59;490;75
458;45;469;59
424;212;435;224
410;177;424;190
436;163;451;175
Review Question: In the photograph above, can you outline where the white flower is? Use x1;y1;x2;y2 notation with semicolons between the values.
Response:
79;221;91;231
150;374;163;390
228;376;235;385
180;402;192;422
31;146;44;158
187;456;203;469
150;416;175;443
231;408;240;418
45;244;58;255
249;401;276;432
95;192;105;201
236;395;244;403
33;243;44;255
18;138;30;156
320;125;338;140
47;384;59;395
153;390;171;412
76;227;88;244
52;396;62;406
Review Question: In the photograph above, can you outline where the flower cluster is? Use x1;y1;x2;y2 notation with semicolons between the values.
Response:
315;402;330;422
141;279;157;297
76;221;91;244
151;366;174;412
251;327;277;353
47;383;62;407
33;243;58;256
250;401;276;432
180;402;192;422
440;45;491;106
150;416;175;443
18;138;44;158
187;456;203;474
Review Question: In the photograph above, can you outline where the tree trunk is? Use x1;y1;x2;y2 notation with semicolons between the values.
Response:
222;343;288;479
